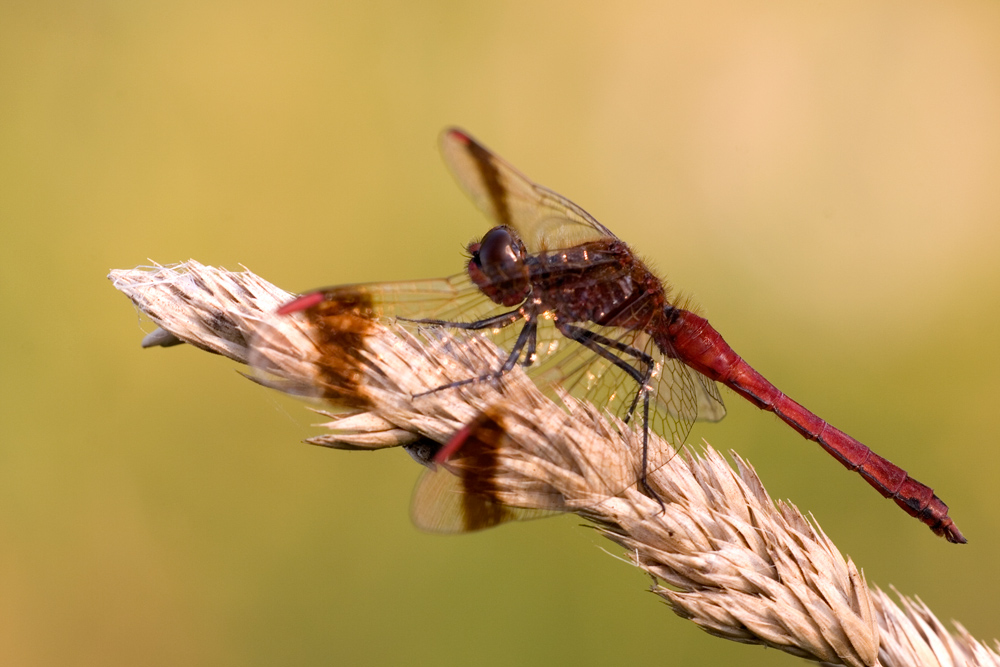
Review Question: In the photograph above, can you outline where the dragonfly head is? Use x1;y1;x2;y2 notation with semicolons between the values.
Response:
467;226;530;307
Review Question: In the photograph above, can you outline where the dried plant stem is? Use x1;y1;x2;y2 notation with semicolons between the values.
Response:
109;261;998;667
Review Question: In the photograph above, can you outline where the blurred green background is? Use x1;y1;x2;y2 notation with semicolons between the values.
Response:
3;1;1000;665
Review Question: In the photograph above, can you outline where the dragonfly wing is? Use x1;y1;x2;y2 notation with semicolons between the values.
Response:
410;415;560;533
693;371;726;423
275;274;500;323
411;466;537;533
248;274;525;402
440;128;616;253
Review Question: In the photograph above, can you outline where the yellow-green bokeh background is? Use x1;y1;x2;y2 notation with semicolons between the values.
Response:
3;2;1000;665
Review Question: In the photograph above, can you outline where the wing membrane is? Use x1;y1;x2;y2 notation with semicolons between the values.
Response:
411;464;555;533
440;128;616;253
300;274;496;323
248;275;519;401
409;423;559;534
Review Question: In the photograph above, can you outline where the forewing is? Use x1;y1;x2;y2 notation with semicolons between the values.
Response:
248;274;523;401
279;274;499;323
440;128;616;253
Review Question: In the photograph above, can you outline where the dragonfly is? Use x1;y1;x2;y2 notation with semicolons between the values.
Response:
275;128;964;543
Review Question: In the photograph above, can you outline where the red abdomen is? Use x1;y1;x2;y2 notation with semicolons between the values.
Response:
662;308;964;543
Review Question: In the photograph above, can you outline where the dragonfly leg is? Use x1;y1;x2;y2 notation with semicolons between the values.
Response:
637;390;665;511
522;321;538;367
413;317;539;398
556;324;654;422
556;324;665;511
398;308;523;331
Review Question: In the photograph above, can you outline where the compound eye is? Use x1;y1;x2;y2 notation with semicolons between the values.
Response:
467;227;530;306
478;227;522;278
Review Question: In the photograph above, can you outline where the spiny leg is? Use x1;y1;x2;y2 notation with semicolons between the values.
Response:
559;326;655;421
522;321;538;367
556;324;664;510
398;308;523;331
413;315;539;398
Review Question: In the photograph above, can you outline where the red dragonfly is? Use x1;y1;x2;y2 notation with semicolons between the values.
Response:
276;128;964;543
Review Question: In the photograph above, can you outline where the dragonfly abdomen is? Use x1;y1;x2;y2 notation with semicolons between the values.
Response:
665;308;965;543
773;393;963;541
